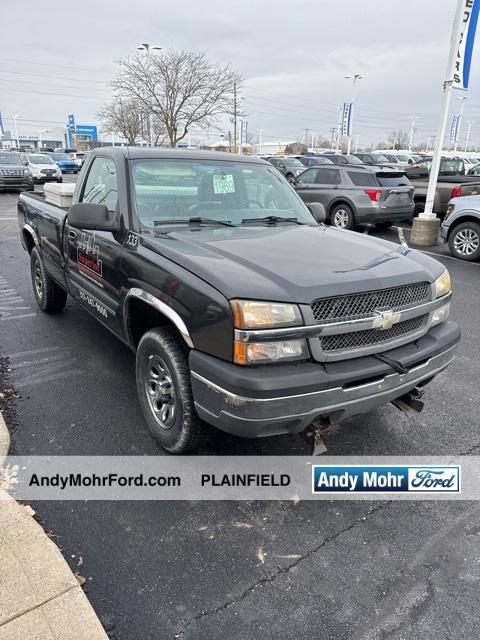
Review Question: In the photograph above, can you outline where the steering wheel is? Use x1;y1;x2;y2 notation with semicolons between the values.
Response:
188;201;222;212
243;199;264;208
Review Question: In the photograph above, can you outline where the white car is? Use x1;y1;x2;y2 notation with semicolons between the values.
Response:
21;153;63;184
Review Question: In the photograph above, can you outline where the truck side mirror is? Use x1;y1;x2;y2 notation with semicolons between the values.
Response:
68;202;118;232
307;202;326;223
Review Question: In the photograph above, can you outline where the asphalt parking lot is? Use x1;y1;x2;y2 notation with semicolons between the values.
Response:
1;180;480;639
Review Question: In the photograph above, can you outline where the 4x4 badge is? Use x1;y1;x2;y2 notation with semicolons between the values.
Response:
373;310;401;331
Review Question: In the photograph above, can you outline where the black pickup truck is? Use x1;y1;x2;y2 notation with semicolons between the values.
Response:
17;148;460;453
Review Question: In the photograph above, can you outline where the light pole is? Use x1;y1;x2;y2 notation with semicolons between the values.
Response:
257;128;264;154
465;121;474;152
311;131;317;149
344;74;364;155
408;115;418;152
10;114;21;148
137;43;162;147
354;135;360;152
37;129;49;149
454;96;468;152
392;136;398;151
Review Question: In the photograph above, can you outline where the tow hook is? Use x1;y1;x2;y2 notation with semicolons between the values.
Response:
304;417;337;455
391;387;424;417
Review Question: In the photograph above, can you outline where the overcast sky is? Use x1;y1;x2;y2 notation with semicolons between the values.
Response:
2;0;480;148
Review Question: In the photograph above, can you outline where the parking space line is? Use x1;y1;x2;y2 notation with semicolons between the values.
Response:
0;313;37;321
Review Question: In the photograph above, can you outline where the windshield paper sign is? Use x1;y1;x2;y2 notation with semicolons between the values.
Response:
312;466;460;493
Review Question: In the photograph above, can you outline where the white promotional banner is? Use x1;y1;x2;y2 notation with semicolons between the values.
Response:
450;114;461;141
453;0;480;90
341;102;352;136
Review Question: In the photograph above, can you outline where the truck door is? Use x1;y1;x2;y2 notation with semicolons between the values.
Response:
64;156;123;335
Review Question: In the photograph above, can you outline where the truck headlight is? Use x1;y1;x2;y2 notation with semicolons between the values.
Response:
231;300;302;329
431;302;450;327
234;339;308;365
434;270;451;299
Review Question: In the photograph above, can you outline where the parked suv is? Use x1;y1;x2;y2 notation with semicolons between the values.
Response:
0;151;34;192
322;154;364;166
20;153;63;184
290;155;334;168
293;165;414;229
353;152;395;168
267;156;306;183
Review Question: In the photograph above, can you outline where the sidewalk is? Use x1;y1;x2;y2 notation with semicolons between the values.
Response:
0;413;109;640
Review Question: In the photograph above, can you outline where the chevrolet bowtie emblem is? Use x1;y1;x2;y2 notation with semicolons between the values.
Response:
373;310;401;331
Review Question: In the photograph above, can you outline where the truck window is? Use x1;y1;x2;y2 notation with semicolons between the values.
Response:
346;171;376;187
81;157;119;213
130;159;315;227
315;168;341;185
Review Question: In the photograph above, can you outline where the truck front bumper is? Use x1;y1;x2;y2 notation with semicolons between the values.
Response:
190;322;460;438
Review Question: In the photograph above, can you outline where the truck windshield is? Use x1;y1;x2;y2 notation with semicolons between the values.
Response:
29;155;55;165
0;153;22;165
130;159;316;227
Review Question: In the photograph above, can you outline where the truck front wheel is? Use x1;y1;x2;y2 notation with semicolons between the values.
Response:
136;328;206;453
30;247;67;313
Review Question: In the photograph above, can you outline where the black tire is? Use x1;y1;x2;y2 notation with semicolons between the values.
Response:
57;178;63;183
136;328;205;453
30;247;67;312
330;203;356;230
448;221;480;261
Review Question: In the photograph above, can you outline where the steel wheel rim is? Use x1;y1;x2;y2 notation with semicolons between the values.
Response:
34;260;43;299
453;228;479;256
144;355;176;429
334;209;349;228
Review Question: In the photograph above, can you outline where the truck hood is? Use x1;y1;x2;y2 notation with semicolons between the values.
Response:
144;224;444;302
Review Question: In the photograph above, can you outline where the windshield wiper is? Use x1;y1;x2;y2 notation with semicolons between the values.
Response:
240;215;305;225
153;217;236;227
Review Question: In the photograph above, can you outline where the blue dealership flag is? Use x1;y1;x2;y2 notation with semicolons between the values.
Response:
450;114;461;142
341;103;352;137
0;111;4;136
453;0;480;90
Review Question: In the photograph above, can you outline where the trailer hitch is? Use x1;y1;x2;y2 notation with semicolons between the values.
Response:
391;387;424;417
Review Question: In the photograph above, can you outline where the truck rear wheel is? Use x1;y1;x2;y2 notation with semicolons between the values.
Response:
30;247;67;313
136;328;205;453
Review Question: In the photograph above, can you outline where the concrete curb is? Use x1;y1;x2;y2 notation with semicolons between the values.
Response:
0;411;10;460
0;412;108;640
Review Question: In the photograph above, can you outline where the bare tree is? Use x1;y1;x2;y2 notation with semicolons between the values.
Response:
98;99;145;145
387;129;410;150
112;50;242;147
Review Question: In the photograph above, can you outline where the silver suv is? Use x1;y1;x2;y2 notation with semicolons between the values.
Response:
293;165;414;229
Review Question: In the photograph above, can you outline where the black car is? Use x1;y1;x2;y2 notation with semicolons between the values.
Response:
321;154;365;166
0;151;34;192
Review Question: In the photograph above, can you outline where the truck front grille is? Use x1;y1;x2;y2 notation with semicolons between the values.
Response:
311;282;430;323
319;314;428;353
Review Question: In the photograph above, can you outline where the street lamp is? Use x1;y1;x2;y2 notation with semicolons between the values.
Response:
10;114;21;148
408;115;418;152
37;129;49;149
257;128;264;154
335;106;342;153
137;43;162;146
465;121;474;152
344;74;364;155
454;96;468;153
